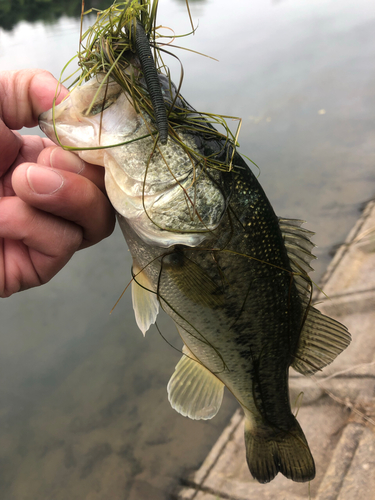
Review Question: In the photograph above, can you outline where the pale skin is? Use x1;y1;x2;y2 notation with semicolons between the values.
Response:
0;69;116;297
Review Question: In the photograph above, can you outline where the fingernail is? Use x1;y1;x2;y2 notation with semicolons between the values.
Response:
50;148;84;174
27;166;64;194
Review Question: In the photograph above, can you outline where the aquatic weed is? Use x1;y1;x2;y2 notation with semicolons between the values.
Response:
54;0;243;174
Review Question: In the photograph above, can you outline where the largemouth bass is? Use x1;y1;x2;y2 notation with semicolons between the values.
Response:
39;74;351;483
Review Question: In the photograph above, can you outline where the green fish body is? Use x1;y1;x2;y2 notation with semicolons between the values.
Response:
39;74;351;483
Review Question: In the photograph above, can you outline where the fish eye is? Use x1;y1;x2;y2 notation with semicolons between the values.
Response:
84;92;122;116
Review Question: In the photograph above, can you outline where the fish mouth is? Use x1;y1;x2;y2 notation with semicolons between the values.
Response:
38;111;53;138
39;109;70;144
38;116;78;148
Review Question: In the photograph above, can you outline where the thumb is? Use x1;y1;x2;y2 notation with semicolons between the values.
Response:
0;69;68;130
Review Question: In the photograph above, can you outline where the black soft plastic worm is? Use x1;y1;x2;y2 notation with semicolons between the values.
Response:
131;19;168;144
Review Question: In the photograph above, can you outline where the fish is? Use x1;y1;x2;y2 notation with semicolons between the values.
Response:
39;73;351;484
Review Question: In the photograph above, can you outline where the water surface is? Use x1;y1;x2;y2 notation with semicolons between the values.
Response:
0;0;374;498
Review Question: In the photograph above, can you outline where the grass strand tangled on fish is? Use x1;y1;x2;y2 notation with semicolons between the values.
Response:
58;0;242;172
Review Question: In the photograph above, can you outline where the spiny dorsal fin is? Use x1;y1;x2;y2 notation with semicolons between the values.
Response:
167;345;224;420
292;306;351;375
279;218;316;270
131;261;159;336
279;217;316;303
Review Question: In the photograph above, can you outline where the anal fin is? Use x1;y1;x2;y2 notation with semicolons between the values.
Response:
167;346;224;420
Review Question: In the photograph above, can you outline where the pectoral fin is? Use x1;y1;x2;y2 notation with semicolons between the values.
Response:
292;306;351;375
131;262;159;336
162;251;225;309
167;346;224;420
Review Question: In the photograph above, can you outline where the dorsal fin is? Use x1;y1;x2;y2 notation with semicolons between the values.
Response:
131;261;159;336
279;218;351;374
292;306;351;375
279;217;316;303
167;345;225;420
279;217;316;271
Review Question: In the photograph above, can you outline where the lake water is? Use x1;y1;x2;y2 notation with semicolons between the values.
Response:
0;0;374;498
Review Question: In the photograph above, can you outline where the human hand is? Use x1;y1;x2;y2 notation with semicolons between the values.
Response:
0;69;116;297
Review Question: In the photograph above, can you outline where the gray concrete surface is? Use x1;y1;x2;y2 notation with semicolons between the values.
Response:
175;200;375;500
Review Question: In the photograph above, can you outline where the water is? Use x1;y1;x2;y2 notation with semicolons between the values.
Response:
0;0;374;498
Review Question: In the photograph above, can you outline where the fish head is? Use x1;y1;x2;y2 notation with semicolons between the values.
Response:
39;74;142;166
39;73;226;248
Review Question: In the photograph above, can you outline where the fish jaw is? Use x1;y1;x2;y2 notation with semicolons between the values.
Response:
39;107;106;166
38;74;142;166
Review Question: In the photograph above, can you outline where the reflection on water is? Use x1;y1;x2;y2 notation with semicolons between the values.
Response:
0;226;238;500
0;0;109;31
0;0;375;498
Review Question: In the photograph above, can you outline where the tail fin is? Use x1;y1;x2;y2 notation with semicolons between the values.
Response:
244;417;315;483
